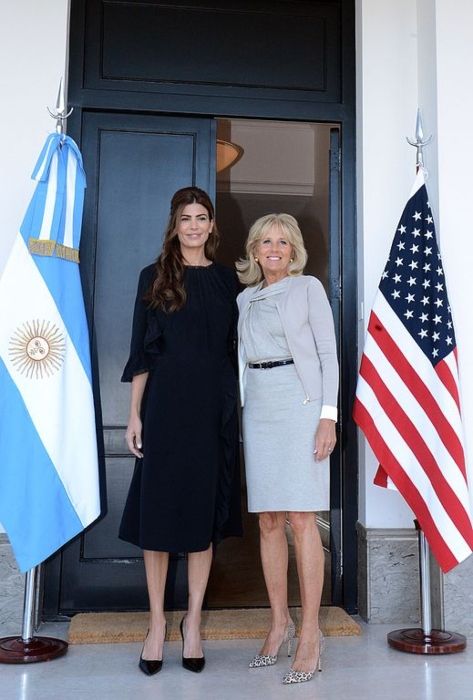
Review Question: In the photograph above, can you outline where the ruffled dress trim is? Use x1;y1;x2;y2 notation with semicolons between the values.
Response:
213;372;241;543
121;309;164;382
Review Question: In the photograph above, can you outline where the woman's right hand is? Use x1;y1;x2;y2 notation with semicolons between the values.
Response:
126;414;144;458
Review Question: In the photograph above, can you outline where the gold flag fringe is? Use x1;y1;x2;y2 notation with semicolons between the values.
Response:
28;238;80;263
55;243;80;263
28;238;56;256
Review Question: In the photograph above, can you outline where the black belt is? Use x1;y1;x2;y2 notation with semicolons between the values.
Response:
248;359;294;369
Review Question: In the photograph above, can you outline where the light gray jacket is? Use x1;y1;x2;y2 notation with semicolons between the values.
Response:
237;275;339;411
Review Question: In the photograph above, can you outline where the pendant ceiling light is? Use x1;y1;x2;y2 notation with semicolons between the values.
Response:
216;139;244;173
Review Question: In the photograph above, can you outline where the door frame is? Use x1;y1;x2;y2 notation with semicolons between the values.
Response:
44;0;357;616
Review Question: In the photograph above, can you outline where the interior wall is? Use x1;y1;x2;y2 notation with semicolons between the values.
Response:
356;0;419;527
216;119;335;289
214;118;335;603
0;0;70;534
434;0;473;512
0;0;70;275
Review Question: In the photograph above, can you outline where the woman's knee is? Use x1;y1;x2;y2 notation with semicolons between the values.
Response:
258;511;286;536
287;511;315;536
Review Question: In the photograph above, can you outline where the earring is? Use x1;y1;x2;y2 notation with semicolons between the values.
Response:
290;258;294;263
254;257;259;263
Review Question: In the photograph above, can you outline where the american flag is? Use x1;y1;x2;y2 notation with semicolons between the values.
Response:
353;169;473;572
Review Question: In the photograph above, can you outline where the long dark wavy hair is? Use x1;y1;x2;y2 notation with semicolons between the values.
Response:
146;187;220;312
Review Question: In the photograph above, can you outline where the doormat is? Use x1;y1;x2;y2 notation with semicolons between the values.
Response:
68;607;360;645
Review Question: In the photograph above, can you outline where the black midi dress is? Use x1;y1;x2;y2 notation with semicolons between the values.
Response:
119;262;242;553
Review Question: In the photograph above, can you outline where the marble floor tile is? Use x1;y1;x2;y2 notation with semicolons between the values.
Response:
0;620;471;700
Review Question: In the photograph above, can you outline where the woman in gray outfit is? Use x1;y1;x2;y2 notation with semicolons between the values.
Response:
236;213;338;685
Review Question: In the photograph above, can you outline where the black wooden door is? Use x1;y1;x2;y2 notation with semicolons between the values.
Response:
328;127;343;602
45;0;357;617
44;112;215;613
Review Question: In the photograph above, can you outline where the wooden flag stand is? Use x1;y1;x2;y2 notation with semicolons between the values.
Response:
387;522;466;654
0;566;68;663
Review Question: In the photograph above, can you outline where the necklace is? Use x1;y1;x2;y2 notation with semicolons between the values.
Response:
182;257;212;268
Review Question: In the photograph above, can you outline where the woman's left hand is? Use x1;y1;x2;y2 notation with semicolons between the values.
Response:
314;418;337;461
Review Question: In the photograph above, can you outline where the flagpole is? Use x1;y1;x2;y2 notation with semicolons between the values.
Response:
0;80;72;664
0;566;68;663
386;111;466;654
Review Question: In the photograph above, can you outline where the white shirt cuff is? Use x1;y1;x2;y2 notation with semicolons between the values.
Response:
320;405;337;422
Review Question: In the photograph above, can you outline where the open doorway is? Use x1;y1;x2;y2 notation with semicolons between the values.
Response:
206;118;339;608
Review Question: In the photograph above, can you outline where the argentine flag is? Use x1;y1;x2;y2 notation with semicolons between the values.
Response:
0;133;100;572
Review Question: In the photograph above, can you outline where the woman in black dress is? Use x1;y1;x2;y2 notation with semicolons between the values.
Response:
119;187;242;675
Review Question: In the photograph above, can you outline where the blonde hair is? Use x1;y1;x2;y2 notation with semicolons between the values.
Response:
236;213;308;286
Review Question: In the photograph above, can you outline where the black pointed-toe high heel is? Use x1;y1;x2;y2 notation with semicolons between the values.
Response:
139;624;166;676
180;617;205;673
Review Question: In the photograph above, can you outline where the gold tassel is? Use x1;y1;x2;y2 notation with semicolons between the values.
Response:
55;244;80;263
28;238;56;257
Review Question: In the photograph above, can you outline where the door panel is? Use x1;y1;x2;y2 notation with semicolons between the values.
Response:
44;112;215;613
328;127;343;603
80;0;341;105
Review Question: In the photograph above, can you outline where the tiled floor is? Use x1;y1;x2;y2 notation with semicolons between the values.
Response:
1;620;472;700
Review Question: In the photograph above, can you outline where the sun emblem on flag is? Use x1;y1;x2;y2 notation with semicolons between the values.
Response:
9;320;66;379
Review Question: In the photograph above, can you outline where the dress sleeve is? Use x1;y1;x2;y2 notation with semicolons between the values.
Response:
307;277;339;411
121;267;154;382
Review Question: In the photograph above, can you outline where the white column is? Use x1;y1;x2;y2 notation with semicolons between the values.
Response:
356;0;419;527
0;0;70;276
434;0;473;504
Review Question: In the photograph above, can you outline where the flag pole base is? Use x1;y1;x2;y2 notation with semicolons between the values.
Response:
0;636;68;664
387;628;466;654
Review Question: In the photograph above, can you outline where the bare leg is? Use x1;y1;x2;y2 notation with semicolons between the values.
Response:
183;543;213;657
288;512;324;673
142;549;169;660
258;511;292;655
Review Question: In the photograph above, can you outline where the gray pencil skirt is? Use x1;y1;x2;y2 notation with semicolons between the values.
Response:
242;363;329;512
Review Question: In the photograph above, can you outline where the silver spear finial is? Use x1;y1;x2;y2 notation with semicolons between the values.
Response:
47;77;73;134
406;109;432;169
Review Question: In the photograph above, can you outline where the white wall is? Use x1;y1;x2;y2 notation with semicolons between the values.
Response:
357;0;473;526
0;0;70;532
0;0;70;275
356;0;419;527
434;0;473;510
416;0;439;214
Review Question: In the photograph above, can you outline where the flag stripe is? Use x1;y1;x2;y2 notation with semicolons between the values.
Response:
20;138;92;382
39;149;58;241
369;305;466;477
362;328;470;509
0;358;84;572
0;235;99;526
371;294;464;440
437;355;461;409
354;398;458;572
370;296;464;440
355;379;472;563
359;354;473;531
26;255;93;383
374;466;388;487
63;148;77;248
32;134;57;182
355;376;472;559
